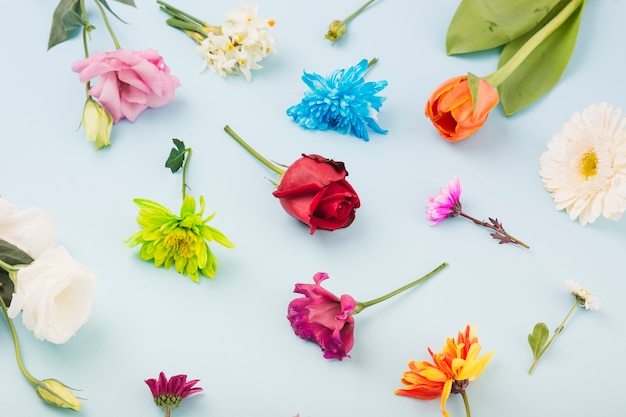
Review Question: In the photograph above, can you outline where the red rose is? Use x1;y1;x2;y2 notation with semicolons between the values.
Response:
272;154;360;234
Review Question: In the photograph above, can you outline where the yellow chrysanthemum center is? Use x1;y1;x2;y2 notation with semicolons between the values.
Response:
163;228;195;258
579;149;599;179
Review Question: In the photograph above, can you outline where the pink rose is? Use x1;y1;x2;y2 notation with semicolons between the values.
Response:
287;272;356;360
71;49;181;123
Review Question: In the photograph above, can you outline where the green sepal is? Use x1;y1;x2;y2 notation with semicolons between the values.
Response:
497;0;585;115
0;239;34;306
165;138;187;173
467;72;480;114
528;322;549;360
446;0;562;55
47;0;83;50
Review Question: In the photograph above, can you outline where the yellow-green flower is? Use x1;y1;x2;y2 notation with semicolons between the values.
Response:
126;195;234;282
35;379;81;411
81;97;113;150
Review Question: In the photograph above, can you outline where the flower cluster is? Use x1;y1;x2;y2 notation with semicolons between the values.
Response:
286;58;388;141
539;102;626;225
159;1;276;81
527;281;599;374
0;198;95;410
49;0;180;149
395;324;494;417
126;139;234;281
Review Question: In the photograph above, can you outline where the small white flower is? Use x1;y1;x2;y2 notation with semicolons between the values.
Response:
539;102;626;225
8;246;97;344
564;280;600;310
0;198;57;258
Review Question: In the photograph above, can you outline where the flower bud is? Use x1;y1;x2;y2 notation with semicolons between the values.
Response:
35;379;81;411
81;98;113;150
325;20;347;41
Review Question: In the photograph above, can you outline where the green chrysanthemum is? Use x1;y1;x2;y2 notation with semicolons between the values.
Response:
126;195;234;282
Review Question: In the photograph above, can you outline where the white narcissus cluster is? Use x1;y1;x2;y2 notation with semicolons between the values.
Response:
0;198;96;344
195;4;276;81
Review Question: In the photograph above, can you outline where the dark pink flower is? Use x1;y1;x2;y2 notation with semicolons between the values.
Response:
287;272;356;360
425;176;462;224
145;372;202;411
72;49;181;123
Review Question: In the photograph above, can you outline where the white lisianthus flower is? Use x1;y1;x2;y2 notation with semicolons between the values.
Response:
0;198;57;258
539;102;626;225
7;246;97;344
564;280;600;310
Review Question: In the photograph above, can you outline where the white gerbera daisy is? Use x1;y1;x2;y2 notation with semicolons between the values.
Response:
564;280;600;310
539;102;626;225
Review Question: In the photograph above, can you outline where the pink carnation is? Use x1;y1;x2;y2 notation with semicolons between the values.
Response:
72;49;181;123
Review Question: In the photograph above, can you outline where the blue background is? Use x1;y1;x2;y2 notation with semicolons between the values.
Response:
1;1;624;416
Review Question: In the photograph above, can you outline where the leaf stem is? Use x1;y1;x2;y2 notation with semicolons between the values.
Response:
484;0;584;87
528;299;578;374
0;297;39;386
354;262;448;313
94;0;121;49
223;125;285;176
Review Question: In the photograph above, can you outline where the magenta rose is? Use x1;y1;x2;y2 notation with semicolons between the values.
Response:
272;154;360;234
287;272;356;360
71;49;181;123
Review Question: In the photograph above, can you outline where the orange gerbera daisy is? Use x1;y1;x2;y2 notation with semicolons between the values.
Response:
395;324;494;417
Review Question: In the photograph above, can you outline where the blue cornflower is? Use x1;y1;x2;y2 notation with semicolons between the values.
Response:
286;59;388;141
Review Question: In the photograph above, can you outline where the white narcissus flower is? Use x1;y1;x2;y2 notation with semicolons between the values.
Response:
539;102;626;225
0;198;57;258
7;246;97;344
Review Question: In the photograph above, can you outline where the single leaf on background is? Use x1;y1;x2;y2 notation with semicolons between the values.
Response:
528;322;549;359
165;138;187;173
446;0;562;55
0;239;34;306
497;0;585;115
47;0;82;50
113;0;136;7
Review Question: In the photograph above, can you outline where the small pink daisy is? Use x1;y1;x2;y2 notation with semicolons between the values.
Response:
145;372;202;417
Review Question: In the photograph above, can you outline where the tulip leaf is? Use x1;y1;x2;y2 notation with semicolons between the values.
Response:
467;72;481;113
528;322;550;360
47;0;83;50
497;0;585;116
0;239;34;306
165;138;188;173
446;0;562;54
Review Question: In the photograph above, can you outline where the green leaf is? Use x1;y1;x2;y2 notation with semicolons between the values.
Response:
497;0;585;115
0;239;34;306
96;0;132;24
113;0;136;7
467;72;480;113
528;322;549;360
446;0;562;54
47;0;83;50
165;138;187;173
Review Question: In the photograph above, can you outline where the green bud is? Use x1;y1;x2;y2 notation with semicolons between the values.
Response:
81;98;113;150
35;379;81;411
325;20;347;42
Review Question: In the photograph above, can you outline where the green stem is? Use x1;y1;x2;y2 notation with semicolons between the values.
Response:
164;406;171;417
93;0;121;49
528;299;578;374
342;0;376;25
181;148;192;199
157;0;209;27
0;297;39;386
461;391;472;417
484;0;584;87
353;262;448;314
223;126;285;176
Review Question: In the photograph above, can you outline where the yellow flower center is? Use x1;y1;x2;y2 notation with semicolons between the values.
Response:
164;229;194;258
579;150;599;179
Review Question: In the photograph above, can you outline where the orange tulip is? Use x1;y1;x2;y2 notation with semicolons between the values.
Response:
425;75;499;142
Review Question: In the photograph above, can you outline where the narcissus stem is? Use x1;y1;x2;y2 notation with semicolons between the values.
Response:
223;125;285;176
354;262;448;313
